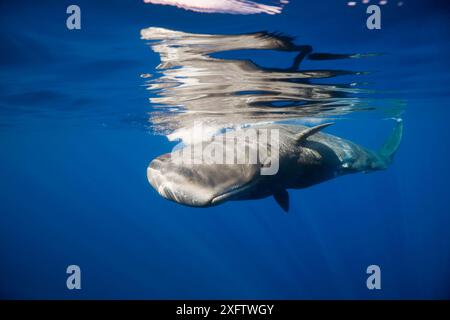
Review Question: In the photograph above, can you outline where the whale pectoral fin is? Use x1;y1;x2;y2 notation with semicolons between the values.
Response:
295;122;334;144
274;189;289;213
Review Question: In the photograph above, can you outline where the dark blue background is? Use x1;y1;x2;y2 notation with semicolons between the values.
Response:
0;0;449;299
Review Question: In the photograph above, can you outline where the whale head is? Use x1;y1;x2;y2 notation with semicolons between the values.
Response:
147;153;269;207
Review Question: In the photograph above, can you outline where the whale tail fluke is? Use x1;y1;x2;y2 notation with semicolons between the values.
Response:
378;118;403;165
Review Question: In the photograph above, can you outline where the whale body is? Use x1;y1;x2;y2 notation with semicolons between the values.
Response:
147;120;402;212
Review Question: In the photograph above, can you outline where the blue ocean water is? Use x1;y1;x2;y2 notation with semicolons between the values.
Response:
0;0;449;299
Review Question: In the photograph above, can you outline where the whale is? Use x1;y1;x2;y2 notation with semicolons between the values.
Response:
147;120;403;212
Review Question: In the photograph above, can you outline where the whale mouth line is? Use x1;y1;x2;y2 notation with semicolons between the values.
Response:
210;179;259;205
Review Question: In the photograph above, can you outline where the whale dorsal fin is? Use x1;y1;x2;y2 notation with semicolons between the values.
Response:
274;189;289;213
295;122;334;144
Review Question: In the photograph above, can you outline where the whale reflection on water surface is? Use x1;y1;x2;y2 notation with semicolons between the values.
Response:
140;27;385;142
